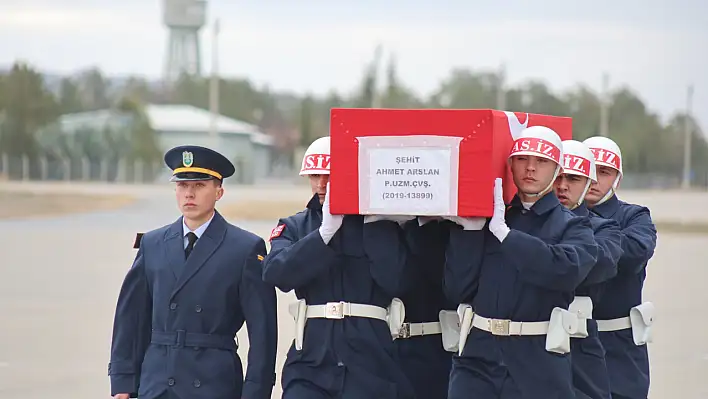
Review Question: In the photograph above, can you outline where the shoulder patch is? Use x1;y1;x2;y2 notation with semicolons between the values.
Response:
133;233;144;249
269;224;285;241
257;254;264;261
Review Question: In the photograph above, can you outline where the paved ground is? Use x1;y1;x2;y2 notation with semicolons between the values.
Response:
0;182;706;398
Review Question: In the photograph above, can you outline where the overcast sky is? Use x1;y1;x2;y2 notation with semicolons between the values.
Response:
1;0;706;131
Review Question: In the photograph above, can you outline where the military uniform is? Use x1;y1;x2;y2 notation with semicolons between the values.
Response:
262;194;415;399
445;193;599;399
592;195;657;399
570;204;624;399
397;219;454;398
108;146;278;399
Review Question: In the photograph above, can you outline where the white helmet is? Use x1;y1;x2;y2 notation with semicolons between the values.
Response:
560;140;597;209
508;126;564;197
299;136;330;176
582;136;623;205
508;125;564;165
561;140;597;182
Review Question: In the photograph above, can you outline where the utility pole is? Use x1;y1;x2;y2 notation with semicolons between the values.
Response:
208;18;220;144
370;44;383;108
496;63;506;110
599;72;610;137
682;85;695;190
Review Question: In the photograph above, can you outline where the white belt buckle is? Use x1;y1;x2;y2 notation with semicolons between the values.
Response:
489;319;511;336
398;322;411;339
325;302;346;319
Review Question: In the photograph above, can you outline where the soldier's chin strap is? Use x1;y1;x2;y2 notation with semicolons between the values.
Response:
593;174;622;206
525;165;561;199
569;179;592;211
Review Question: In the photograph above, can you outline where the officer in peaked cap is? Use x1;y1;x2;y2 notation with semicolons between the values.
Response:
164;145;236;182
109;145;278;399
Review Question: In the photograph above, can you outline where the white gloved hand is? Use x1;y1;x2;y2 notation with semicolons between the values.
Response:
489;178;511;242
319;183;344;244
442;216;487;231
364;215;415;226
418;216;443;226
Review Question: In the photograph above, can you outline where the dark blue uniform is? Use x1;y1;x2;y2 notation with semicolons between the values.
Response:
592;195;657;399
108;212;278;399
397;219;454;398
571;204;624;399
262;194;415;399
445;193;599;399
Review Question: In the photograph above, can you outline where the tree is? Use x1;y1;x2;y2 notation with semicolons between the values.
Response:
0;62;58;157
299;95;315;147
58;77;83;114
116;96;161;162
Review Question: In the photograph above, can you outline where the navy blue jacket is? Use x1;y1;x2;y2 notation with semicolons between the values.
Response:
262;194;415;398
571;203;624;399
592;194;657;399
444;192;599;399
397;219;454;398
108;211;278;399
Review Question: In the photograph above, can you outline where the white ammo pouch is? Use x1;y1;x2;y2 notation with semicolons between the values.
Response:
568;296;593;339
438;306;468;354
453;305;579;355
288;298;405;350
596;301;655;346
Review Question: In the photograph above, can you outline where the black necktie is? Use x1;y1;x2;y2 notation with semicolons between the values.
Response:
185;232;198;259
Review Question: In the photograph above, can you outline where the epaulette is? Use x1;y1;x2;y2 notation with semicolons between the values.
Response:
133;233;144;249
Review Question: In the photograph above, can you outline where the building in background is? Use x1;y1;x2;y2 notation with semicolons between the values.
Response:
36;104;274;184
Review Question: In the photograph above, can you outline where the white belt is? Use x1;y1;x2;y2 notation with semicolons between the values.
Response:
306;301;388;321
596;316;631;332
472;314;549;336
397;321;442;339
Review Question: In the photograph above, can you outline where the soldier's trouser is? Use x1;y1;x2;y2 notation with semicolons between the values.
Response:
284;375;400;399
282;379;330;399
571;321;612;399
447;356;523;399
151;392;182;399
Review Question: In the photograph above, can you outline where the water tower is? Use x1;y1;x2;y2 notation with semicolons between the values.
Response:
163;0;207;85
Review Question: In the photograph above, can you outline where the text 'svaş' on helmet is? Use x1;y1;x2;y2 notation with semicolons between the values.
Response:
560;140;597;182
582;136;623;177
508;126;564;166
300;136;331;176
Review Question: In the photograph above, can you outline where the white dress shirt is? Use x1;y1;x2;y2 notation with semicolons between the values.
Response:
182;212;215;249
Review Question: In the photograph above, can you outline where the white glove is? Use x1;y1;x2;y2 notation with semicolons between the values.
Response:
443;216;487;231
364;215;415;226
489;178;510;242
319;183;344;244
418;216;443;226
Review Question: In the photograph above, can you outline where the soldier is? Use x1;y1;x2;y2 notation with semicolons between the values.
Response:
108;145;278;399
583;136;657;399
397;216;454;398
554;140;624;399
445;126;599;399
262;136;416;398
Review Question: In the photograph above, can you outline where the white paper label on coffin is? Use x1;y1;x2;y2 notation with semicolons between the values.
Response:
357;135;463;216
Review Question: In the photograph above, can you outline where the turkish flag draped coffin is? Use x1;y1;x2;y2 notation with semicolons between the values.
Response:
329;108;572;217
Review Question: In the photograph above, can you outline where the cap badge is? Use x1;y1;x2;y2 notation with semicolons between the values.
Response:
182;151;194;167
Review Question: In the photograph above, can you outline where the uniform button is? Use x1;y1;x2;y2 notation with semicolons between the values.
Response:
195;305;202;313
169;303;177;310
193;379;201;388
168;378;175;386
193;346;200;351
337;361;344;367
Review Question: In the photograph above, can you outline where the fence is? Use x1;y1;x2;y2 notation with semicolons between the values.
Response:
0;153;166;183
